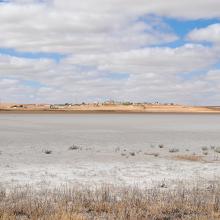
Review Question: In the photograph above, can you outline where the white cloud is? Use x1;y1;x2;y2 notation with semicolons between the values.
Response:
188;23;220;44
1;0;220;53
0;1;178;53
145;0;220;19
1;0;220;104
0;44;220;105
65;44;220;75
0;54;55;81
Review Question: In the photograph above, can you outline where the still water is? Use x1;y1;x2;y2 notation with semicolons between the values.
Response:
1;113;220;151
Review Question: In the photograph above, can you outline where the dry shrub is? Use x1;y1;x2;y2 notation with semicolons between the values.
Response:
0;181;220;220
174;154;204;162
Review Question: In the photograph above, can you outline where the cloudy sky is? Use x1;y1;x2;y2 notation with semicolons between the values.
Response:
0;0;220;105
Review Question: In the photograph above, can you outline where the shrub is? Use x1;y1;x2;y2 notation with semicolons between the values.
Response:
144;152;159;157
69;145;80;150
44;150;52;154
130;152;135;156
202;146;208;151
169;148;179;153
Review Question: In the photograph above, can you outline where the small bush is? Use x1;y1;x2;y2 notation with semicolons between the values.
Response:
144;152;159;157
69;145;80;150
169;148;179;153
130;152;135;156
202;146;208;151
44;150;52;154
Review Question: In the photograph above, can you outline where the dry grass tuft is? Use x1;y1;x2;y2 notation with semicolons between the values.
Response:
144;152;159;157
174;154;204;162
158;144;164;148
69;145;80;150
169;148;179;153
0;180;220;220
43;149;52;154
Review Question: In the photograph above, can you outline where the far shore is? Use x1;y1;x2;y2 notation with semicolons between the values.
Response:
1;103;220;114
1;110;220;114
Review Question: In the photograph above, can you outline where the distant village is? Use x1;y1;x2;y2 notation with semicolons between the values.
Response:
0;100;176;111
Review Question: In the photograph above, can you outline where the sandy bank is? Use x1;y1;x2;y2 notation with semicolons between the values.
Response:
1;103;220;113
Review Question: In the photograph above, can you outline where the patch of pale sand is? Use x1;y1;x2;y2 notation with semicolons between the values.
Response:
0;152;220;189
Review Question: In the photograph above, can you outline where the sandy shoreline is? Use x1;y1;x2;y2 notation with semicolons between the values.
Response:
2;110;220;114
1;105;220;114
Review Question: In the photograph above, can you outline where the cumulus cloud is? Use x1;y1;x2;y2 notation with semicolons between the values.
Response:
0;0;220;104
0;1;178;53
0;44;220;105
188;23;220;44
65;44;220;76
1;0;220;53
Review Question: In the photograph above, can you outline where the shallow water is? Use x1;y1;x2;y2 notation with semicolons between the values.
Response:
1;113;220;150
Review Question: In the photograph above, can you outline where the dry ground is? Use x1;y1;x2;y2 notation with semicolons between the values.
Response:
1;103;220;113
0;180;220;220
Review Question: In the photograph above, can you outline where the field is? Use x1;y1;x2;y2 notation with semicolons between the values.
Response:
0;180;220;220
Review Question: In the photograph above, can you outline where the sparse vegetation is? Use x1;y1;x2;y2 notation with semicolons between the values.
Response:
0;181;220;220
69;145;80;150
144;152;159;157
158;144;164;148
174;154;204;162
122;101;133;105
130;152;135;156
202;146;208;151
169;148;179;153
44;150;52;154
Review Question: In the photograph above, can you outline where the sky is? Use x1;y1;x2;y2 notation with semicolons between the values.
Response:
0;0;220;105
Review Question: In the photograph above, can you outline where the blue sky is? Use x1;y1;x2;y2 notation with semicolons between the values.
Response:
0;0;220;105
0;48;65;62
0;17;218;60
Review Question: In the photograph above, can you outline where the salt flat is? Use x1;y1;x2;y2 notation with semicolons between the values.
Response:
0;113;220;188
